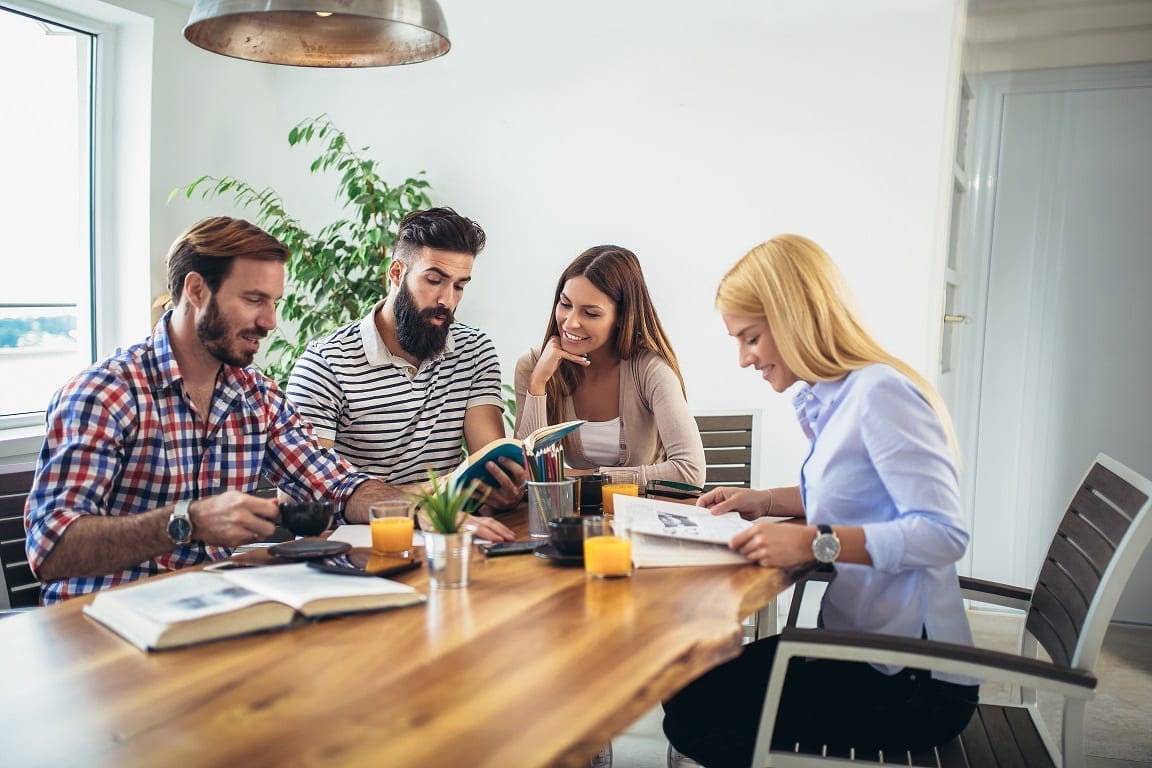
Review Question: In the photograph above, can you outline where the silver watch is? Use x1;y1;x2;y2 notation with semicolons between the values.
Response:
167;500;194;545
811;524;840;564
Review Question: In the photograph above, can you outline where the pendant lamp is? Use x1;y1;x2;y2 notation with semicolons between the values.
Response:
184;0;450;68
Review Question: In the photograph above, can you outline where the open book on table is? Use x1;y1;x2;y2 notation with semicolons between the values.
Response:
449;419;585;490
613;494;796;567
82;562;425;652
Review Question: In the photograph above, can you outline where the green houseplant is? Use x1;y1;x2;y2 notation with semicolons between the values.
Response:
170;115;433;388
408;470;487;534
409;471;488;588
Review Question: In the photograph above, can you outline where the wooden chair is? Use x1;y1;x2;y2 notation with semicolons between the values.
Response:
694;413;758;492
693;413;776;642
0;464;40;610
752;453;1152;767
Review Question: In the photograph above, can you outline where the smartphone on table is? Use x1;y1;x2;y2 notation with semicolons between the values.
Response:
481;540;540;557
307;550;422;577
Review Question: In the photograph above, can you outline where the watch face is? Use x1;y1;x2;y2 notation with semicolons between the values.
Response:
813;533;840;563
168;517;193;544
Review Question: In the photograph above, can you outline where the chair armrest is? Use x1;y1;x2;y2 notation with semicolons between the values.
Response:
959;575;1032;611
775;626;1095;696
752;626;1095;760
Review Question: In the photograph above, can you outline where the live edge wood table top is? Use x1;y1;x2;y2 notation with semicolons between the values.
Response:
0;509;792;768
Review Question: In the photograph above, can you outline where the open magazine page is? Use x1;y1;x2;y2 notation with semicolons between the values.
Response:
614;495;798;568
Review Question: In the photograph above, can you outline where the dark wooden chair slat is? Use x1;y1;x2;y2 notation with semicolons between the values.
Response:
1058;509;1118;575
1002;704;1056;768
1067;484;1132;545
1085;461;1148;516
1044;535;1101;605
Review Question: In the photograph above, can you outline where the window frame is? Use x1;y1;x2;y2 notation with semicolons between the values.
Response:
0;0;153;461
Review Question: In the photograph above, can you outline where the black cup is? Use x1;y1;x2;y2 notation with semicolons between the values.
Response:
278;501;334;537
548;515;586;556
577;474;603;515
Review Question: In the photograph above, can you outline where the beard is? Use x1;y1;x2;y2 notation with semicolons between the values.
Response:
196;295;264;367
394;278;453;360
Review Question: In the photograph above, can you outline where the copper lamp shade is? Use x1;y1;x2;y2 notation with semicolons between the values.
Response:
184;0;450;68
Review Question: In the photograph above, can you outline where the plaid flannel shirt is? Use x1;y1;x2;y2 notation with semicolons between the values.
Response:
25;312;370;604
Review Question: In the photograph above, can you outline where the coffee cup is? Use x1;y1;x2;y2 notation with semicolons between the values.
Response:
548;515;586;556
277;501;334;537
577;474;603;514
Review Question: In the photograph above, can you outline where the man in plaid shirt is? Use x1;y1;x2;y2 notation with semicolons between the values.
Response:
25;216;515;604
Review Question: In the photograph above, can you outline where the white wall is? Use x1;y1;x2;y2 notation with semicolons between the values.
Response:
131;0;963;487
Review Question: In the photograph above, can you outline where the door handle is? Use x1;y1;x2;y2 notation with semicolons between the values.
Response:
943;314;971;324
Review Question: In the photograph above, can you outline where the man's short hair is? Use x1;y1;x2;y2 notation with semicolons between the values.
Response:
392;207;486;266
167;216;289;303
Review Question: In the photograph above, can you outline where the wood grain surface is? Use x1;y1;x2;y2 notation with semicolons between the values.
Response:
0;509;791;767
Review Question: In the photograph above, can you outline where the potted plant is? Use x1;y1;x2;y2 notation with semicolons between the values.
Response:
408;471;488;588
169;115;433;388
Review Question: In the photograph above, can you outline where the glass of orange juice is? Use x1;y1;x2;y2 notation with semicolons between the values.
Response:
369;500;415;555
601;469;639;516
582;516;632;578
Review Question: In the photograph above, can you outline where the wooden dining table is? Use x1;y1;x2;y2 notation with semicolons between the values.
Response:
0;509;794;768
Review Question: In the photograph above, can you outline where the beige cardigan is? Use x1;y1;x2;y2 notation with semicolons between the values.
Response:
513;349;706;489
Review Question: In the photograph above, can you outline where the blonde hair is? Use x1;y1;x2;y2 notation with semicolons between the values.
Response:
716;234;957;451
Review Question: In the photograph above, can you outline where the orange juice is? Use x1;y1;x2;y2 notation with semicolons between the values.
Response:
584;535;632;577
601;482;638;515
371;516;414;553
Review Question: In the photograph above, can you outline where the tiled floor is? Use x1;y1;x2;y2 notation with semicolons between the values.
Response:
608;608;1152;767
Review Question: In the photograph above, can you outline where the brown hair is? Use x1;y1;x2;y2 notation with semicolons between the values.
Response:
541;245;685;427
166;216;289;303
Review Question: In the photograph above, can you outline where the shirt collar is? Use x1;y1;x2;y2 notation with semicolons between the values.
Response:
791;376;847;439
148;311;181;392
146;309;253;401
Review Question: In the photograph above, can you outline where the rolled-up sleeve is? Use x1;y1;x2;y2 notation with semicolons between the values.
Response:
25;372;134;575
858;374;968;573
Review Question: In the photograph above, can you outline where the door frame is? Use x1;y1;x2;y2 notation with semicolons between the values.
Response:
952;61;1152;582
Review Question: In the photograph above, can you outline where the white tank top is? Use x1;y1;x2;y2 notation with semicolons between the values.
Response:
578;417;621;466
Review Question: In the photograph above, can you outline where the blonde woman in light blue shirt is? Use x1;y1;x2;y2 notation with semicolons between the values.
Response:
662;234;978;768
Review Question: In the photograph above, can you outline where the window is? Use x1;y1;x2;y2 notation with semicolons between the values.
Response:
0;7;95;428
0;0;149;460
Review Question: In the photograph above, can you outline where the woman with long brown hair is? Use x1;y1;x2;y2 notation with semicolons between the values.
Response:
514;245;704;487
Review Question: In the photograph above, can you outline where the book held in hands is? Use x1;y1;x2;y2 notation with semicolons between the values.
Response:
82;562;425;651
449;419;584;490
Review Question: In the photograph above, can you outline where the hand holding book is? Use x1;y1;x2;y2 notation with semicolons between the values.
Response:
449;420;584;490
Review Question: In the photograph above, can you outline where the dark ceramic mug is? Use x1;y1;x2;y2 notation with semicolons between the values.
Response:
278;501;334;537
548;515;586;556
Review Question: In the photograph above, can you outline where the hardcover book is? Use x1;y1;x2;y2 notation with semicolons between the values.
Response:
83;562;425;651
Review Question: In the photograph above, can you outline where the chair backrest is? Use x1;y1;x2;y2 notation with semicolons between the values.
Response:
1027;453;1152;672
0;464;40;609
694;413;759;491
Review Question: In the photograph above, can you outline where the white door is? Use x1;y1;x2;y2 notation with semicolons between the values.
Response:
947;64;1152;624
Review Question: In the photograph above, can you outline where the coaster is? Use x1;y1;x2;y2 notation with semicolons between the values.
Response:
267;539;351;560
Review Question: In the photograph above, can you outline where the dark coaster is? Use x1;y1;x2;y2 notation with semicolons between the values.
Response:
267;539;351;560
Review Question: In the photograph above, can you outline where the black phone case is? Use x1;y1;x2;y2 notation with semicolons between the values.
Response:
483;541;540;557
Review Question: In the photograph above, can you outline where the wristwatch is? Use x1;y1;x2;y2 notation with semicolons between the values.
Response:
811;524;841;564
167;500;194;546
